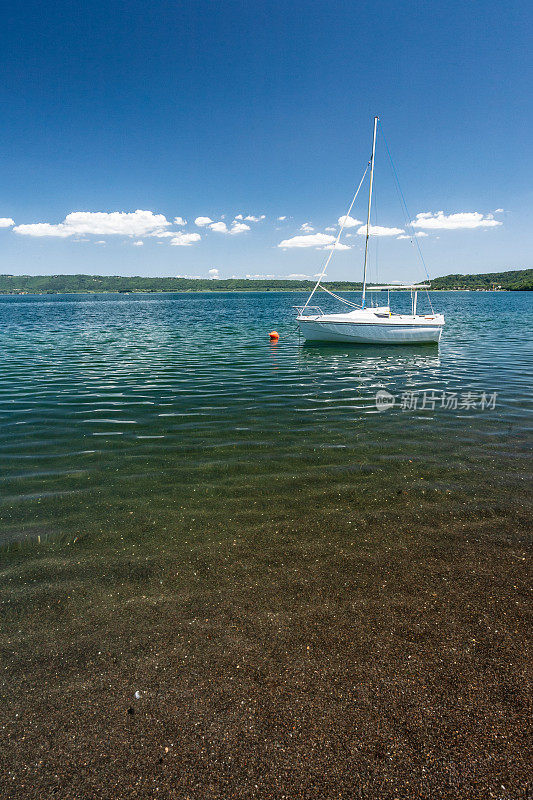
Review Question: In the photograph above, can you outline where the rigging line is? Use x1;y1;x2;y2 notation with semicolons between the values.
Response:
302;162;370;313
320;284;362;308
379;126;434;314
379;126;429;275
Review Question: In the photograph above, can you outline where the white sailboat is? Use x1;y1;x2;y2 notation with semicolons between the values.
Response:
296;117;445;344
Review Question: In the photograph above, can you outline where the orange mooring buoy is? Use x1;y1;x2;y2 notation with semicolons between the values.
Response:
269;330;279;341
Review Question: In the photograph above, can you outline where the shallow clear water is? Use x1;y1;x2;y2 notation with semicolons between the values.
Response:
1;291;532;799
0;290;531;547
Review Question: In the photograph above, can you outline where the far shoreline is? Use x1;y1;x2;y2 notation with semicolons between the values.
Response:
0;268;531;294
0;287;528;297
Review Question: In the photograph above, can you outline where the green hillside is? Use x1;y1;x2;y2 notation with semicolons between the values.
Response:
0;274;359;294
0;268;531;294
431;268;532;291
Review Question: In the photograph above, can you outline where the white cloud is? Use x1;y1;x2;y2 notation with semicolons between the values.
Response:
133;240;144;246
13;210;171;238
277;216;287;221
13;223;74;237
278;232;336;249
202;219;252;235
58;210;168;236
229;222;251;234
0;218;14;228
397;231;428;239
300;222;314;232
194;216;213;227
494;208;504;214
96;240;106;245
208;268;220;279
322;242;351;250
149;230;174;238
174;216;187;226
235;213;263;222
246;273;275;279
209;221;228;233
288;273;314;279
325;226;336;232
338;215;363;228
356;224;405;237
411;211;502;230
170;232;201;246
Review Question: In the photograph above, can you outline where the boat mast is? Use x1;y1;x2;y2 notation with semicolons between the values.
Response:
361;115;378;309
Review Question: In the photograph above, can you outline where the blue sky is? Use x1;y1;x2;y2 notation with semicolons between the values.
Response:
0;0;531;281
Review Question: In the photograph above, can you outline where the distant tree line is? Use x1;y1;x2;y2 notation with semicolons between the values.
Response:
430;268;532;291
0;268;531;294
0;275;361;293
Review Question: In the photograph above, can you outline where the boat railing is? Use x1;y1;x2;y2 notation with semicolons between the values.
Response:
293;305;324;316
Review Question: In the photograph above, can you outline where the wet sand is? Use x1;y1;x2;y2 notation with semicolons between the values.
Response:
1;464;531;799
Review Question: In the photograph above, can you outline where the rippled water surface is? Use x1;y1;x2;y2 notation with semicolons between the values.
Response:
0;290;531;547
1;290;532;798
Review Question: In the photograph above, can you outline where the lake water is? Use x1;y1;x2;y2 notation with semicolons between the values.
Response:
0;290;531;549
1;290;532;798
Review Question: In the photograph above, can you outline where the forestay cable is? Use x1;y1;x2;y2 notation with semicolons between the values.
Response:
302;163;369;313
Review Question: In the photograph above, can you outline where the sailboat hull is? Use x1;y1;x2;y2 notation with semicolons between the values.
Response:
298;317;443;344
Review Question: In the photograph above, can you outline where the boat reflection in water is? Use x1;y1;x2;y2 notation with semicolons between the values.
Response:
297;342;442;415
